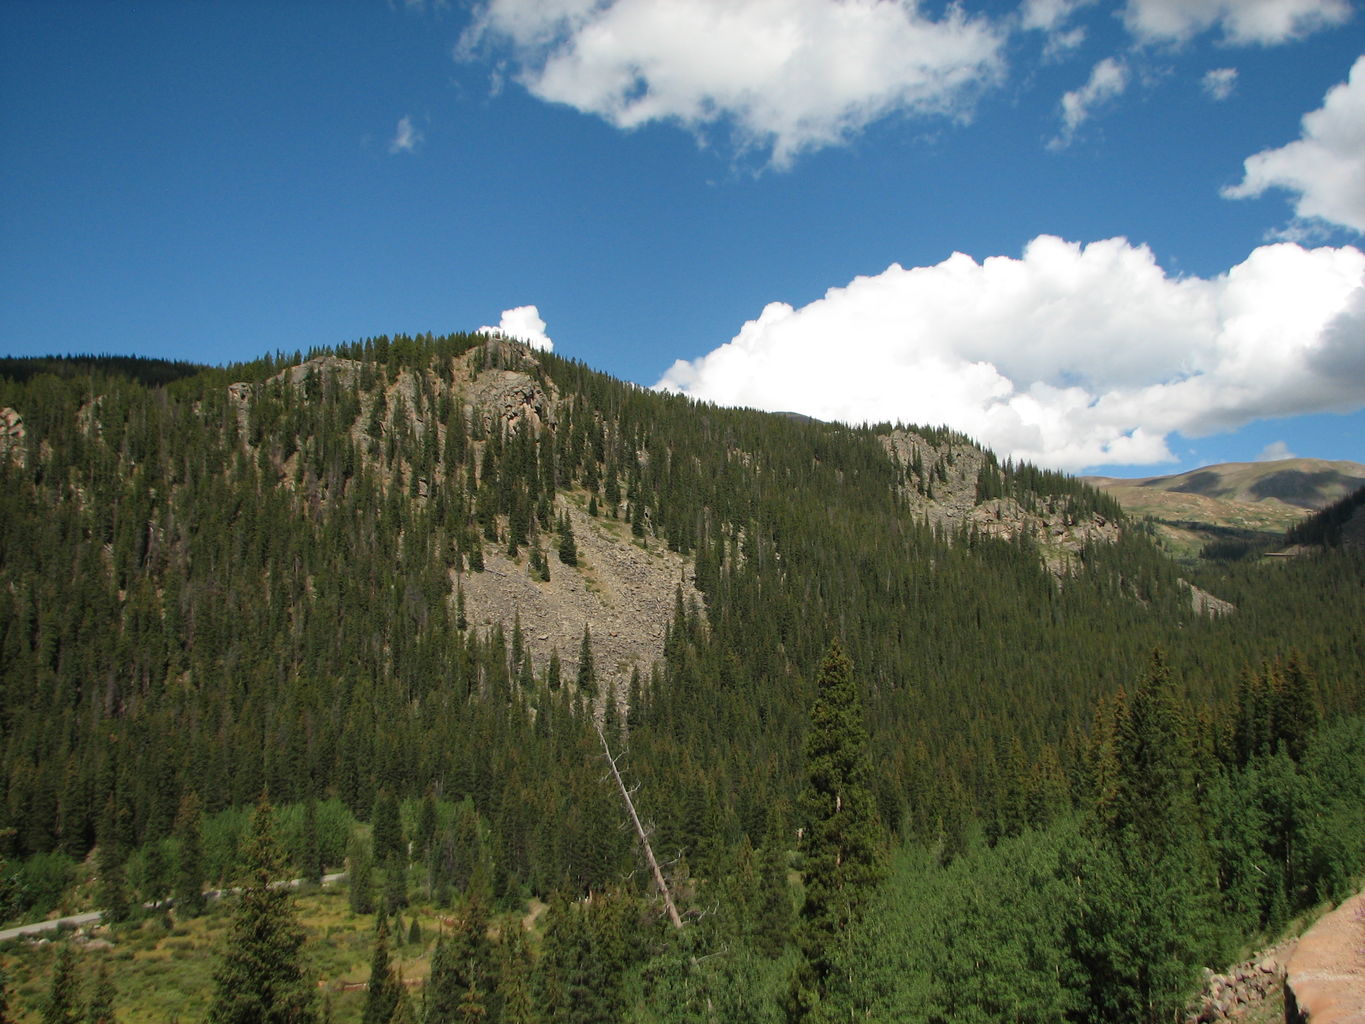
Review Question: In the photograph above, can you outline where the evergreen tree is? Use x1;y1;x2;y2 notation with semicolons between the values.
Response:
425;933;461;1024
349;834;376;916
0;961;13;1024
86;961;117;1024
96;800;130;926
789;641;883;1023
576;626;596;698
172;791;206;918
363;914;400;1024
299;797;323;886
373;791;405;866
206;795;317;1024
41;944;82;1024
1069;651;1219;1024
498;925;536;1024
558;515;578;567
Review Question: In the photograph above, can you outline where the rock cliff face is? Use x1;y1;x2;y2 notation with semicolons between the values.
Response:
880;428;1121;575
0;406;25;467
1285;890;1365;1024
227;340;701;700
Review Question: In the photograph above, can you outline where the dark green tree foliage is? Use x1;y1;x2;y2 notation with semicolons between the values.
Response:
1069;652;1218;1024
349;835;376;916
373;792;404;867
0;961;13;1024
41;944;81;1024
498;924;535;1024
95;801;130;927
173;790;206;917
363;914;400;1024
206;796;316;1024
789;641;883;1022
4;338;1365;1020
557;513;577;569
576;626;595;698
86;961;117;1024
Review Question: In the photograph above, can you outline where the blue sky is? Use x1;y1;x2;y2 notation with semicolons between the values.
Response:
1;0;1363;474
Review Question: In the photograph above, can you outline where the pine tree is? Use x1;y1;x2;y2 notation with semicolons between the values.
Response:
299;797;323;886
96;799;130;926
558;514;578;566
363;914;400;1024
41;945;82;1024
349;834;376;915
788;640;883;1022
0;960;14;1024
498;924;536;1024
172;790;206;917
86;961;117;1024
576;626;596;698
206;795;316;1024
372;791;404;866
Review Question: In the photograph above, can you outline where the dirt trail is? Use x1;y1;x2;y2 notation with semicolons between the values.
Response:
1286;889;1365;1024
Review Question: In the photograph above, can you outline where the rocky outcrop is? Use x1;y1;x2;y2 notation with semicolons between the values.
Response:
1186;942;1294;1023
0;406;25;467
1285;890;1365;1024
1180;579;1237;618
880;428;1121;575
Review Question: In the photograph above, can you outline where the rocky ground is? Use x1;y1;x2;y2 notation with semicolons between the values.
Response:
457;489;702;703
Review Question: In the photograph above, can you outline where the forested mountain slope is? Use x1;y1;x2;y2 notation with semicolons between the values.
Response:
2;334;1364;1023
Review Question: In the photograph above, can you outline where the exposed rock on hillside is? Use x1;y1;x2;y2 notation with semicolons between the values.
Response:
458;496;696;699
881;428;1121;574
0;407;25;467
226;341;700;698
1187;940;1295;1023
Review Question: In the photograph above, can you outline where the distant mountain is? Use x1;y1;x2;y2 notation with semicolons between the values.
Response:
1083;457;1365;558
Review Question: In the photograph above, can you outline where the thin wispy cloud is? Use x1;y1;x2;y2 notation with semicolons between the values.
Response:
1051;57;1128;149
1122;0;1352;45
389;114;423;154
1202;67;1238;101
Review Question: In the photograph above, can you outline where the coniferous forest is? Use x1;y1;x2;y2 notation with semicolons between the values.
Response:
1;335;1363;1022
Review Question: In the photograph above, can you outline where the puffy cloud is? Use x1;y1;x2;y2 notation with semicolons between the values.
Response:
1223;56;1365;235
478;305;554;351
459;0;1005;167
389;115;423;154
1052;57;1128;148
656;236;1365;471
1257;440;1297;461
1122;0;1352;45
1202;67;1238;100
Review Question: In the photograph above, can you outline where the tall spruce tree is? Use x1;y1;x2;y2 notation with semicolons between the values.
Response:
41;945;81;1024
362;913;400;1024
172;790;206;918
86;961;117;1024
789;641;883;1023
206;795;316;1024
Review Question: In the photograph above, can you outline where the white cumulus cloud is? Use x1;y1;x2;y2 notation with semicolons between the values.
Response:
459;0;1005;167
1223;56;1365;235
655;236;1365;471
478;305;554;351
1122;0;1352;45
1202;67;1238;101
389;115;423;154
1052;57;1129;148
